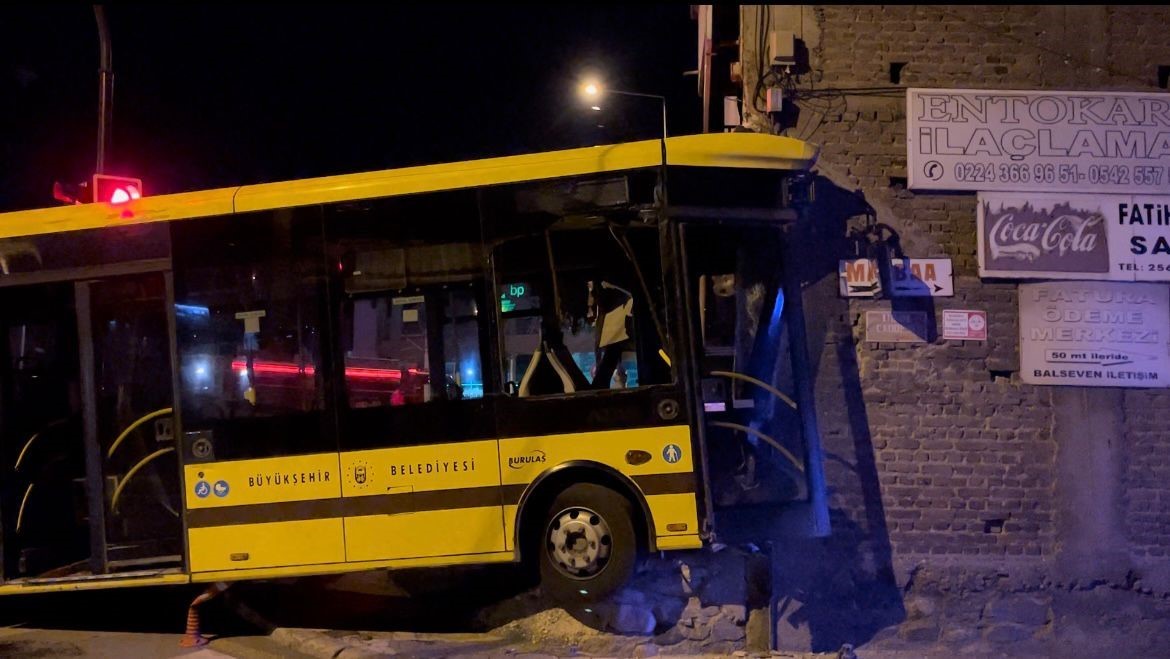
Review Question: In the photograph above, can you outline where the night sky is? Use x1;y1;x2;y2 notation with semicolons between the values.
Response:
0;5;701;213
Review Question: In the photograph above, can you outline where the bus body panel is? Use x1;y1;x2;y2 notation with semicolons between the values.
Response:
189;551;516;584
338;440;505;561
179;427;700;576
0;572;191;596
188;519;346;572
343;508;506;562
499;425;700;551
183;453;344;573
183;453;342;510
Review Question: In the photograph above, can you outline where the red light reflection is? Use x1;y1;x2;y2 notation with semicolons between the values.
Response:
231;359;406;382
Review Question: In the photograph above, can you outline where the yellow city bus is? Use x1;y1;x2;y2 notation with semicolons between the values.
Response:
0;132;825;603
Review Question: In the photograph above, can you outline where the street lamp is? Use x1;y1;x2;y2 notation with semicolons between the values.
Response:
578;80;669;196
576;77;673;370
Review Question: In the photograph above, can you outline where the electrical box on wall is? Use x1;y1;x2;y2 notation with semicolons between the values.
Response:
769;29;795;67
766;88;784;113
723;96;741;129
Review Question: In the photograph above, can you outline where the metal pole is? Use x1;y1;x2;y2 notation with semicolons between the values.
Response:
607;90;668;204
76;282;109;575
782;228;830;539
659;97;669;206
94;4;113;174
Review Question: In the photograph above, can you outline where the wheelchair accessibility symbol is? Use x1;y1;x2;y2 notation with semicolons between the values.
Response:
194;480;211;498
663;444;682;464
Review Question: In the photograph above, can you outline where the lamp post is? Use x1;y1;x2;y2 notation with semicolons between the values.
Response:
578;77;705;533
578;81;668;206
94;4;113;175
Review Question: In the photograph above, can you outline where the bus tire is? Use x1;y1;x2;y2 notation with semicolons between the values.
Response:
538;482;637;603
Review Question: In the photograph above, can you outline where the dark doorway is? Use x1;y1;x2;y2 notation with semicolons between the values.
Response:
0;283;87;579
0;272;181;583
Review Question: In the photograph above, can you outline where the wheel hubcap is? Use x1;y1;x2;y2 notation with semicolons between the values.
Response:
546;506;612;579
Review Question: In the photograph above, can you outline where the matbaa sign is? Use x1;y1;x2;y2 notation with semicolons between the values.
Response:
978;192;1170;281
889;258;954;297
907;88;1170;193
1019;281;1170;388
838;258;954;297
839;259;881;297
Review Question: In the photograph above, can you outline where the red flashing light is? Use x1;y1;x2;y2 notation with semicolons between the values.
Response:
92;174;143;205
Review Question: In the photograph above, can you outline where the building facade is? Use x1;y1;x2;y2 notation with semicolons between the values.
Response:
729;4;1170;650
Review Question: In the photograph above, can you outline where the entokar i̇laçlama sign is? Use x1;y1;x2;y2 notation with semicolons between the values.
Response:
907;88;1170;193
978;192;1170;281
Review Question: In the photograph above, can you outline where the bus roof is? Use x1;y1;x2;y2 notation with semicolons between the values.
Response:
0;132;818;241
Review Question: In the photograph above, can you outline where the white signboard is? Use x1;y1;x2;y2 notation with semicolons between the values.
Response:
942;309;988;341
978;192;1170;281
908;88;1170;193
1019;281;1170;388
864;310;929;343
838;259;881;297
839;258;954;297
234;309;266;334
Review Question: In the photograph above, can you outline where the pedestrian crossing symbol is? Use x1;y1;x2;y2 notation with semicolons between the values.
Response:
663;444;682;464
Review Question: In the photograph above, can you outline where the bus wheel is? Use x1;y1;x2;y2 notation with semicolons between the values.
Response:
539;483;637;603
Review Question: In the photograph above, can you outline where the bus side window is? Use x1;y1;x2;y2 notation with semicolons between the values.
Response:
325;189;488;409
173;210;326;423
493;221;669;397
341;287;484;409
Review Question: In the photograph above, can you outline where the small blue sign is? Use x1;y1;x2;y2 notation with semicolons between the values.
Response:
194;480;211;498
213;480;230;498
663;444;682;464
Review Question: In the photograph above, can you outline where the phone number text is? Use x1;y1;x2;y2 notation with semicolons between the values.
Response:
951;163;1165;186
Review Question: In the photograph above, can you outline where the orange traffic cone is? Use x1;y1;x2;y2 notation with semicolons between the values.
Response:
179;582;229;648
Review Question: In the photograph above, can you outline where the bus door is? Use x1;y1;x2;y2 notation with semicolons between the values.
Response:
172;209;345;575
326;193;505;563
86;273;183;572
0;283;88;580
0;272;181;582
679;221;809;514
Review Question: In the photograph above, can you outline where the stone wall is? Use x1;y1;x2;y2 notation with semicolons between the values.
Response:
733;4;1170;646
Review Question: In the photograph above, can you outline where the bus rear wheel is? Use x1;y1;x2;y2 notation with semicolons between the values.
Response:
538;483;637;603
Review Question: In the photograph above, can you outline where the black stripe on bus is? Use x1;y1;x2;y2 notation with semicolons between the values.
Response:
500;484;527;506
187;497;344;528
498;472;694;507
186;474;695;529
633;472;696;497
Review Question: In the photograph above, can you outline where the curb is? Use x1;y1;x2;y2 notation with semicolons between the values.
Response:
268;627;842;659
270;628;359;659
270;628;515;659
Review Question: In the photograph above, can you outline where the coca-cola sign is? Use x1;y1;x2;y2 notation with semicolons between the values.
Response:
978;192;1170;281
983;199;1109;273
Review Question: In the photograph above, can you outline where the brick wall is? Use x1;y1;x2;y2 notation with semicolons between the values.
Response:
742;5;1170;572
1124;390;1170;559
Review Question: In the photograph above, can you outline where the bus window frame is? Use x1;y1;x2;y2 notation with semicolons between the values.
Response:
336;281;493;410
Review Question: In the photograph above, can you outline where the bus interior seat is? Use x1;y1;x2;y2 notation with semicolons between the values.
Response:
547;341;591;391
592;341;625;390
519;342;585;397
